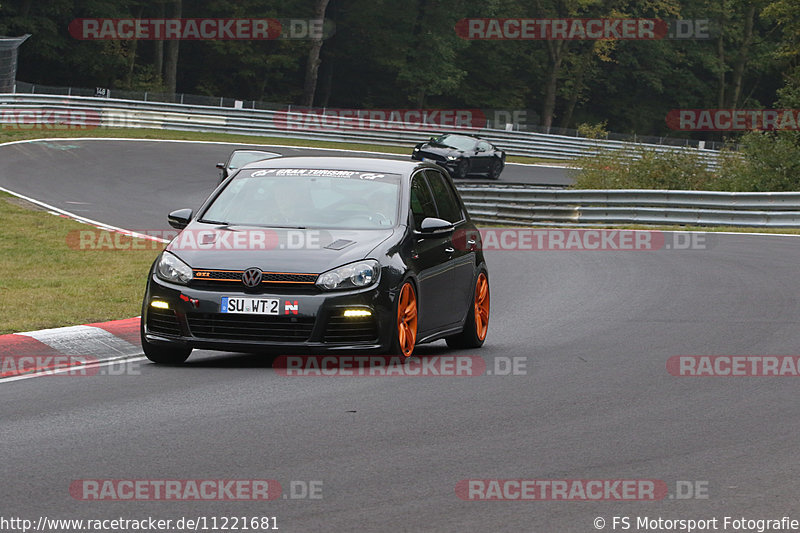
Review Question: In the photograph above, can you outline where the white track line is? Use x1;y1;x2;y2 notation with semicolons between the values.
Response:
0;184;169;243
18;325;142;358
0;355;148;384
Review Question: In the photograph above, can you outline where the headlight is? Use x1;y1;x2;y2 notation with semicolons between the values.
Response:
156;251;193;285
316;260;379;291
446;155;458;161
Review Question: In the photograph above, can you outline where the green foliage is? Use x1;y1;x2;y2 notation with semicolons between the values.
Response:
723;131;800;191
572;134;800;192
571;144;718;189
576;121;608;139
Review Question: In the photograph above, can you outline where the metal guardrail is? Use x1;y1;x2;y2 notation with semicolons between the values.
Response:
0;93;724;166
13;80;730;150
454;183;800;228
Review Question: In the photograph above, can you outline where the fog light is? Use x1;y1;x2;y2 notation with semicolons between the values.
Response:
150;300;170;310
343;309;372;318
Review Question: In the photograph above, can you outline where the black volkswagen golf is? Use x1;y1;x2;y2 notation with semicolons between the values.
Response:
141;157;490;363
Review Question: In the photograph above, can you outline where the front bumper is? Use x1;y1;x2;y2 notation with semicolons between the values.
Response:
411;151;458;169
142;273;396;353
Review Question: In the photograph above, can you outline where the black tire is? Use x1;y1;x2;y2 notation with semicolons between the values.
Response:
454;159;469;179
140;316;192;364
446;271;489;349
487;158;503;180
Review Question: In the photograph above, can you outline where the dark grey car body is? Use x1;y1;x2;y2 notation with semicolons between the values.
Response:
141;157;488;358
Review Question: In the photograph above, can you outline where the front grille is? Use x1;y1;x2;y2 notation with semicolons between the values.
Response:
190;280;321;294
263;273;318;283
187;313;314;342
324;314;379;344
192;270;318;289
147;308;182;336
195;270;241;281
418;151;448;163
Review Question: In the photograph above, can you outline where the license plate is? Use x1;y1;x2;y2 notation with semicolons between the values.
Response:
220;297;280;315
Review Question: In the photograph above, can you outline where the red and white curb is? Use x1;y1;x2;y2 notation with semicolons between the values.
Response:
0;317;144;381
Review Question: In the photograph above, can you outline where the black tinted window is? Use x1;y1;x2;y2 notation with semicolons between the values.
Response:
425;170;463;223
431;134;476;151
409;173;438;228
202;170;401;229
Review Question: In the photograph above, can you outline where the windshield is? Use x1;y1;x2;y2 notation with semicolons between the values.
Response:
228;151;279;170
431;134;477;151
201;168;401;229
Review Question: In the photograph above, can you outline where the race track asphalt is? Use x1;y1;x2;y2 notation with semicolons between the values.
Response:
0;139;570;231
2;138;799;532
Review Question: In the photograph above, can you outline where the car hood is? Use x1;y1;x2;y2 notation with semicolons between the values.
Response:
166;223;396;274
419;143;463;156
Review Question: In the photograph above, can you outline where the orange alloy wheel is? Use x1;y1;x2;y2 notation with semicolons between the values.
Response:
397;282;418;357
474;273;490;341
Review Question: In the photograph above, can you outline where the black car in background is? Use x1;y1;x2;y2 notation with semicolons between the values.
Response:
411;133;506;180
141;157;490;363
216;149;281;182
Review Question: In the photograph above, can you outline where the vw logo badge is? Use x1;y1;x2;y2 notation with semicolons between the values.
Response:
241;268;263;288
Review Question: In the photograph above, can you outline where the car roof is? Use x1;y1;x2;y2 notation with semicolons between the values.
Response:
239;156;437;176
437;132;484;140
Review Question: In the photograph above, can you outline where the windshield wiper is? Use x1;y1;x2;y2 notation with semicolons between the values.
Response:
199;219;230;226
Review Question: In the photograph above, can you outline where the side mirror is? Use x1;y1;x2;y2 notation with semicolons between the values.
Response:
476;146;486;153
419;217;454;234
215;162;225;169
168;208;193;230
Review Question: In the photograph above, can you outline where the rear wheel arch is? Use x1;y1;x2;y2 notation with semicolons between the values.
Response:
445;266;490;349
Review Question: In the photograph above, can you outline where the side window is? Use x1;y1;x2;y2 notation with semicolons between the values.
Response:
425;170;463;223
409;173;438;228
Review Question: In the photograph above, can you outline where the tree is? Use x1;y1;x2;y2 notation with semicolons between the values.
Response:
164;0;181;94
394;0;469;107
302;0;331;106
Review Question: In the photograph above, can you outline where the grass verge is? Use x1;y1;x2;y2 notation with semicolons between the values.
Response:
0;191;162;334
0;127;556;165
